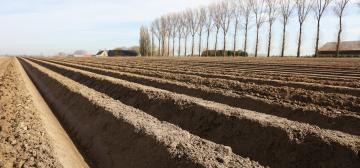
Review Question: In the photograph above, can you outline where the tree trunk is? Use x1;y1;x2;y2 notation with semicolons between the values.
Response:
233;20;238;57
206;29;210;57
281;22;287;57
199;32;202;57
215;29;219;57
191;35;195;56
336;15;343;57
161;37;165;57
267;22;273;57
244;19;249;54
315;19;321;57
158;38;161;56
172;37;176;56
297;23;303;58
223;32;227;57
151;33;154;57
167;35;171;56
255;26;260;57
184;35;188;56
178;32;181;56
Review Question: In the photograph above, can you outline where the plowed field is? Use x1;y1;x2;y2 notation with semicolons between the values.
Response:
2;56;360;168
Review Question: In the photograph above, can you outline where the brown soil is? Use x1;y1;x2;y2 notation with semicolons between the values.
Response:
20;58;263;168
32;58;360;136
0;58;62;168
50;57;360;88
3;56;359;168
27;58;360;168
44;58;360;111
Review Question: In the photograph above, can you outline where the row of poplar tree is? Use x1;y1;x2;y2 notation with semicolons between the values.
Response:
139;0;357;57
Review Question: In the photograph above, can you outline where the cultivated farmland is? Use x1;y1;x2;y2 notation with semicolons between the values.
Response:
1;56;360;168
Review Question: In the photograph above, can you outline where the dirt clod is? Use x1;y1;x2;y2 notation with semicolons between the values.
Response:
0;58;62;168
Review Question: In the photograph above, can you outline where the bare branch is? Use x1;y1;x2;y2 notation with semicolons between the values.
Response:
180;11;191;56
151;18;162;56
266;0;279;25
209;2;222;56
296;0;314;25
219;0;233;56
333;0;351;57
231;0;244;56
279;0;294;57
139;26;151;56
242;0;252;54
313;0;333;57
198;6;207;56
198;7;207;35
280;0;294;25
204;6;213;56
160;16;168;56
295;0;314;57
169;13;179;56
185;8;200;56
251;0;267;57
265;0;279;57
251;0;267;29
333;0;350;16
313;0;333;20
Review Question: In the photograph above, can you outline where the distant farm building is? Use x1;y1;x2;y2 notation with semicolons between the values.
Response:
318;41;360;57
72;50;91;57
201;50;248;57
96;50;139;57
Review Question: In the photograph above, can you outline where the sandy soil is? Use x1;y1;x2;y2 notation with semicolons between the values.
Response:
0;58;87;168
20;58;263;168
24;56;360;168
28;58;360;168
2;56;358;168
35;58;360;136
0;58;62;168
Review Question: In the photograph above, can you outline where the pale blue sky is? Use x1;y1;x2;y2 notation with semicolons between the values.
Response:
0;0;359;56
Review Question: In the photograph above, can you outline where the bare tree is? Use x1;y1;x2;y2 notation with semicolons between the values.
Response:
204;7;213;56
265;0;279;57
186;9;200;56
170;14;179;56
182;12;191;56
242;0;252;55
152;19;162;56
210;3;222;57
231;0;242;57
166;15;173;56
150;26;155;56
295;0;313;57
313;0;333;57
198;7;207;56
251;0;267;57
176;14;184;56
219;0;233;56
139;26;151;56
159;16;168;56
280;0;294;57
333;0;350;57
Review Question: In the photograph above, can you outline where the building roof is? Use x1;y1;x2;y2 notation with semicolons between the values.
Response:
96;50;138;57
319;41;360;52
96;51;105;55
